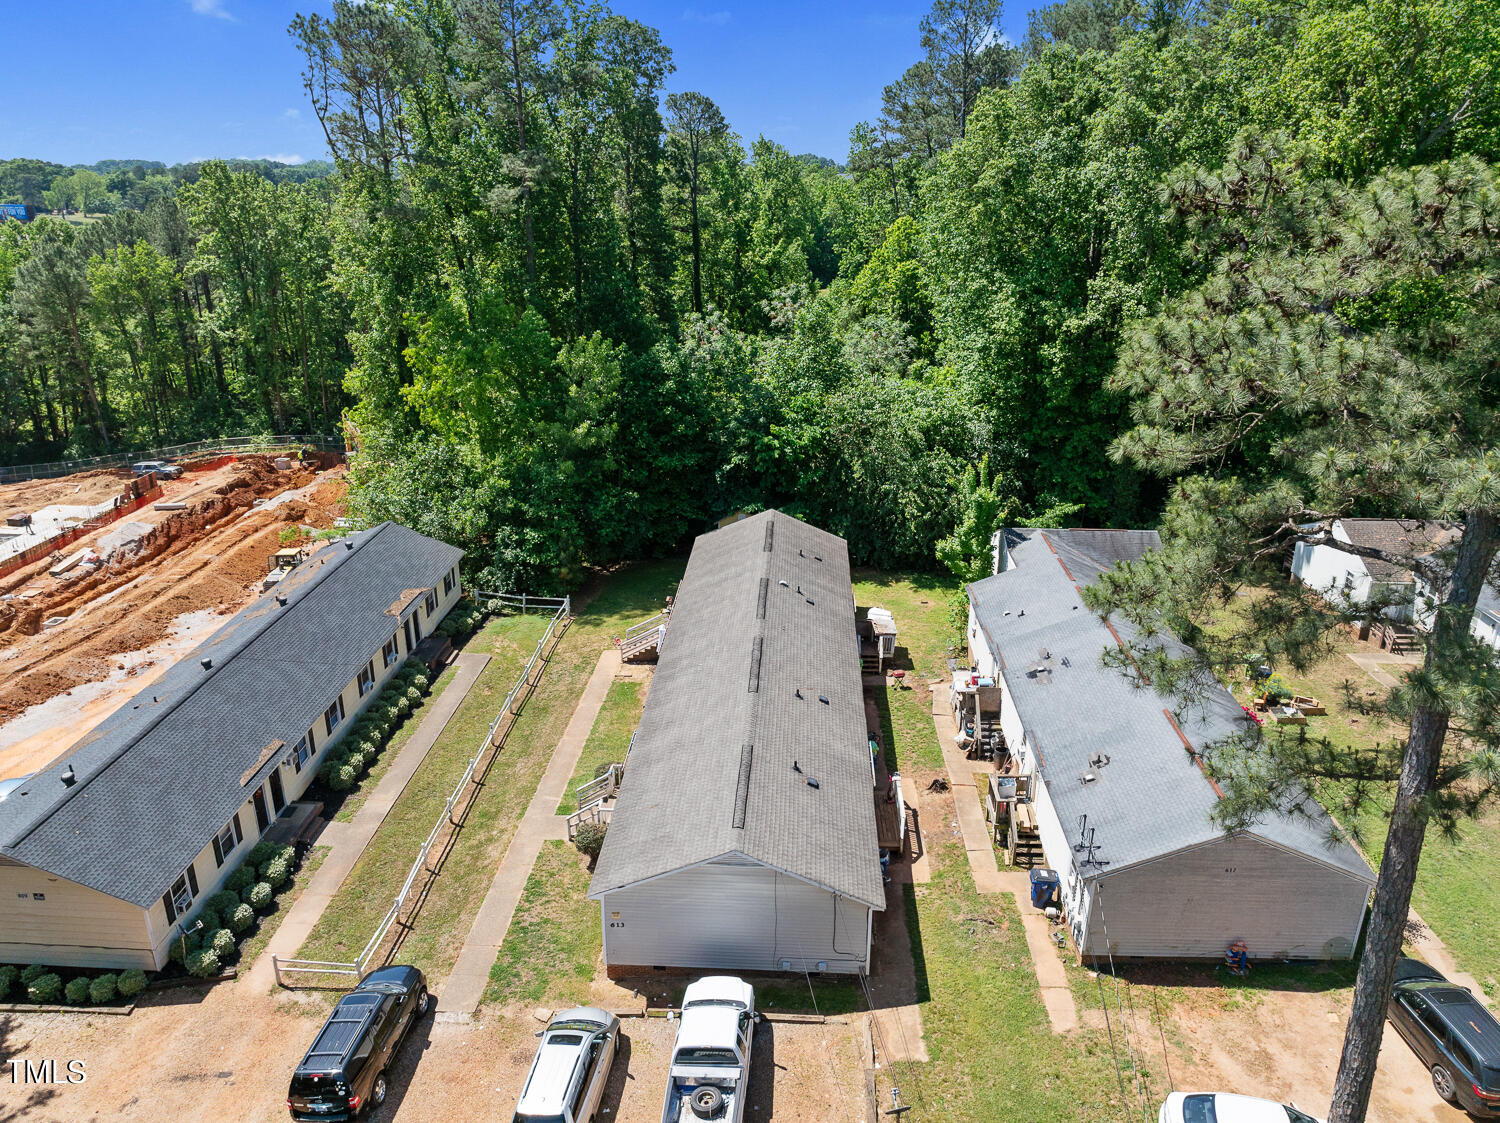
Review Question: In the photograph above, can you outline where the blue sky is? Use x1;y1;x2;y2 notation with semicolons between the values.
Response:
0;1;1037;167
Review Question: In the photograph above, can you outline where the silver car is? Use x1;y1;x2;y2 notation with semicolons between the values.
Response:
512;1007;620;1123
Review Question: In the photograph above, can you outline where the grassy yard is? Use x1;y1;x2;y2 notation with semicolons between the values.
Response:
559;678;644;814
1206;596;1500;998
294;559;686;981
294;612;553;968
483;841;601;1009
853;568;964;680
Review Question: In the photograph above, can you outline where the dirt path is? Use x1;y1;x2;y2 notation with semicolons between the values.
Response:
0;464;345;769
1165;986;1468;1122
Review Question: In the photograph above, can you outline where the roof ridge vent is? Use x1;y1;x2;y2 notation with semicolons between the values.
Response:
763;521;774;552
732;743;753;828
747;635;763;693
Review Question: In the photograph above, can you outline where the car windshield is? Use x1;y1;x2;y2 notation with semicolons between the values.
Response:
1285;1108;1320;1123
549;1021;602;1033
289;1073;345;1100
1181;1095;1217;1123
683;999;745;1010
674;1046;739;1066
512;1115;565;1123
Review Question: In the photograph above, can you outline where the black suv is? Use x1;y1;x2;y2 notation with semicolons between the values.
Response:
287;965;430;1120
1390;957;1500;1117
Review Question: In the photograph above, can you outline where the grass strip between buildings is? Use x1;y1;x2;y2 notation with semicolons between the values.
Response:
483;840;601;1009
293;560;686;983
560;678;644;814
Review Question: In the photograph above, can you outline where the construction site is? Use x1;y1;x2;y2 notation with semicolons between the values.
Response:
0;453;348;786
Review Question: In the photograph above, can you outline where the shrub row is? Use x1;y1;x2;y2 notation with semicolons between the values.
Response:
316;660;433;793
435;599;484;639
168;840;301;978
0;963;147;1006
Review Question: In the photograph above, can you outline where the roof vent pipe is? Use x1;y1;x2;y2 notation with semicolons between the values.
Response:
201;658;213;670
61;765;76;787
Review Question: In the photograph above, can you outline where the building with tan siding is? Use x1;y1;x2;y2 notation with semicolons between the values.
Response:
0;522;463;970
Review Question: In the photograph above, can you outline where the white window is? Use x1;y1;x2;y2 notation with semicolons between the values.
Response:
358;661;376;696
382;634;400;667
424;590;438;616
212;814;243;868
163;866;199;923
324;696;346;735
292;732;313;773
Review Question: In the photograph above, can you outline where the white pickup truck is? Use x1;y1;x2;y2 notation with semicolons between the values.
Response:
661;977;758;1123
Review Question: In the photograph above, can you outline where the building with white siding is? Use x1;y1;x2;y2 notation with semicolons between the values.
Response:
0;522;463;970
588;510;885;976
967;528;1375;963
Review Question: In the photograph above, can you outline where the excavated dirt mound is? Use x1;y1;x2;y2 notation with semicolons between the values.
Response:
0;466;346;729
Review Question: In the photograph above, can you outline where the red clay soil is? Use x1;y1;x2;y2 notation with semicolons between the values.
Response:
0;467;136;515
0;459;346;727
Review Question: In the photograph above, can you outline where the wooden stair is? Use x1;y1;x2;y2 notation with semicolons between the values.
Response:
619;611;669;663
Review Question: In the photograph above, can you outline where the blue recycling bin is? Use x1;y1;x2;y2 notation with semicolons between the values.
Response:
1030;867;1060;909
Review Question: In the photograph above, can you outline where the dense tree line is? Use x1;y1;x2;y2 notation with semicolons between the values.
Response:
0;165;349;458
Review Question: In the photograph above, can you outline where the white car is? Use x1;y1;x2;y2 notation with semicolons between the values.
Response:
662;976;757;1123
1160;1092;1324;1123
512;1006;620;1123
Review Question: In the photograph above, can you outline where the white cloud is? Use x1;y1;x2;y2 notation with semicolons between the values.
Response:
682;8;730;25
190;0;235;19
261;153;305;165
282;108;302;120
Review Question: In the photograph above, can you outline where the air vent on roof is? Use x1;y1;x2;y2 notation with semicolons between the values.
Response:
275;593;288;606
818;694;829;705
732;743;754;829
1080;771;1098;785
748;636;763;693
763;522;774;552
201;658;213;670
1090;753;1110;769
757;577;769;620
345;540;354;550
61;765;76;787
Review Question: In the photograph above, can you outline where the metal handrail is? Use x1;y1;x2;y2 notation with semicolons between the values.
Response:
575;763;621;807
273;593;571;987
1;433;344;483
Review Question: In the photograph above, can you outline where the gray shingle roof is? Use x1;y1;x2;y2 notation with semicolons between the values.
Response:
0;522;463;908
1338;518;1460;581
970;528;1373;883
589;511;885;910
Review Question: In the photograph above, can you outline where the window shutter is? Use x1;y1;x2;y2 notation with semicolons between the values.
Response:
186;865;199;896
212;834;223;866
162;891;177;923
232;813;243;844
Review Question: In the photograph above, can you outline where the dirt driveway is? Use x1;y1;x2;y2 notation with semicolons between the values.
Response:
1128;973;1471;1123
3;975;866;1122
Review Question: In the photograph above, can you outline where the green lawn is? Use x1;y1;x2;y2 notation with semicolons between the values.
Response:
237;845;329;977
483;840;601;1009
294;559;686;981
1206;598;1500;999
852;568;964;681
559;678;643;814
294;612;553;969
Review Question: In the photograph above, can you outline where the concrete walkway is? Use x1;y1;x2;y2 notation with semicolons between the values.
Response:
1346;651;1419;690
245;651;492;988
929;681;1078;1032
436;649;621;1019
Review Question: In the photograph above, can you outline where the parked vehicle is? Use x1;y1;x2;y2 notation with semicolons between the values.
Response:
131;459;182;479
1159;1092;1322;1122
1390;956;1500;1117
511;1007;621;1123
287;965;430;1120
661;977;757;1123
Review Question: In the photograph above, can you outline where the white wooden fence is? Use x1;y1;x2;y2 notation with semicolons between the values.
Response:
272;592;571;987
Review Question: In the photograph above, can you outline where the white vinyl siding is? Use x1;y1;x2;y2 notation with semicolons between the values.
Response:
597;856;873;975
